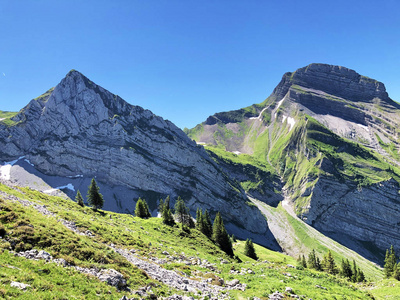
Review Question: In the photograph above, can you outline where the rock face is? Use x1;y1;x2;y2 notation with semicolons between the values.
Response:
188;63;400;261
0;70;277;248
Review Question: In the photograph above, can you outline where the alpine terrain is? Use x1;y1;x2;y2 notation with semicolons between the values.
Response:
187;63;400;264
0;70;278;249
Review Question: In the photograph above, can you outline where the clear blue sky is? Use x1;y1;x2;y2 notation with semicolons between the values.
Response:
1;0;399;129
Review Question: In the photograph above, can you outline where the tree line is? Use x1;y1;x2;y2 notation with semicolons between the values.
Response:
384;245;400;280
75;181;236;257
298;249;365;282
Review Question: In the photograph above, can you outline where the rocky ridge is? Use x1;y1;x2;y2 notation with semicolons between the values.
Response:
0;71;277;248
188;63;400;262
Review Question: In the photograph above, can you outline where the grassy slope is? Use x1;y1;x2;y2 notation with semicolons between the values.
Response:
0;183;381;299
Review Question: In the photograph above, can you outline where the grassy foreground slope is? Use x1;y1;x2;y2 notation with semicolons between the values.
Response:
0;182;393;299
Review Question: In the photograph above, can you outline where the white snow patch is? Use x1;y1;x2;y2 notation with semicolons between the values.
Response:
0;156;25;181
67;175;83;178
274;98;285;119
287;117;296;131
0;118;5;121
282;115;296;131
250;106;269;121
357;124;369;132
44;183;75;194
232;151;241;155
24;159;34;167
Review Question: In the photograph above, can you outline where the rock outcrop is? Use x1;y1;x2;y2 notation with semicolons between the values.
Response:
188;63;400;261
0;70;277;248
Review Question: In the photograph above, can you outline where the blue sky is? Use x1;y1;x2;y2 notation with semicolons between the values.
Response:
1;1;399;129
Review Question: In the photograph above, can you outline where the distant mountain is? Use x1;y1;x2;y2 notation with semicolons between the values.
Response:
0;70;279;249
187;63;400;263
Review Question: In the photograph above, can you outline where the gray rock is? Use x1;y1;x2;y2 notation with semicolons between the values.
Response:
10;281;30;290
97;268;127;289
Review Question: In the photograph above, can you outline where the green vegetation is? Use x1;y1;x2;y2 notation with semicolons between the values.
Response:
134;197;151;218
75;190;84;207
86;178;104;210
244;239;257;260
33;87;54;102
212;212;233;257
0;182;391;299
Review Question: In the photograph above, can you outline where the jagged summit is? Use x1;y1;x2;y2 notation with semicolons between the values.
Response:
0;70;278;249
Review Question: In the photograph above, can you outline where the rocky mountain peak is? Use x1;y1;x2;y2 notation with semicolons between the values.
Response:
274;63;390;103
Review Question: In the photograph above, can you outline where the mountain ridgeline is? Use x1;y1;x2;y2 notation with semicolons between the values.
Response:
1;64;400;266
0;70;278;249
187;63;400;263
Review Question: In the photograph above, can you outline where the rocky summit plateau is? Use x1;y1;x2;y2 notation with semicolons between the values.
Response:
1;63;400;266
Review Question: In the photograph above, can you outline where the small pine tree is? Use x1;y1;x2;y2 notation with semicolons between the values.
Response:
351;260;358;282
356;267;365;282
135;198;151;218
384;245;397;278
174;196;186;224
244;239;258;260
75;190;84;207
87;178;104;210
308;249;318;270
174;197;194;228
301;255;307;268
158;199;164;217
340;258;353;279
202;209;213;239
196;208;203;231
322;251;338;275
212;212;234;256
393;263;400;281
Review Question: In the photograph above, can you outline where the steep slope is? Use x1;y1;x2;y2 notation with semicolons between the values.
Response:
0;180;384;299
0;70;277;248
188;63;400;263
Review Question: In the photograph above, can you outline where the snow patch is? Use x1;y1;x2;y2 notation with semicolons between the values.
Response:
0;156;25;181
44;183;75;194
0;118;5;121
67;175;83;178
232;151;241;155
282;115;295;131
357;124;369;132
250;106;269;121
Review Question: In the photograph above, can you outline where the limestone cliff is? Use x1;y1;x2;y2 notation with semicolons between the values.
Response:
0;70;279;249
188;63;400;261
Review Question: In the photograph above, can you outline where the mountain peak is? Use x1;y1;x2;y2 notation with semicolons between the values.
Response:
281;63;390;103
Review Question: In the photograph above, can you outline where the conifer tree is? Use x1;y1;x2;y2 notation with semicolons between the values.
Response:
244;239;258;260
87;178;104;210
308;249;317;269
160;196;175;225
202;209;213;239
174;197;194;228
162;206;175;226
394;263;400;281
351;260;358;282
158;199;164;216
356;267;365;282
196;208;203;231
164;196;171;212
212;212;234;256
301;255;307;268
340;258;353;279
384;245;397;278
322;250;338;275
135;198;151;218
75;190;84;207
